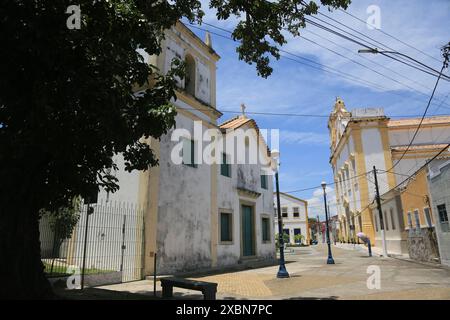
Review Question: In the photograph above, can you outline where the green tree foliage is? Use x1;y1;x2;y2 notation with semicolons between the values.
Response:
294;234;305;244
41;197;81;274
43;197;81;250
275;232;291;248
211;0;351;77
0;0;350;298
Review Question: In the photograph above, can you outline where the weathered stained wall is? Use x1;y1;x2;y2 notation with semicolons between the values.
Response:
400;170;439;262
407;229;440;263
216;123;276;266
155;112;213;274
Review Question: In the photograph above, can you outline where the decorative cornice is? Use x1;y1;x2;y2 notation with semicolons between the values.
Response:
237;187;261;199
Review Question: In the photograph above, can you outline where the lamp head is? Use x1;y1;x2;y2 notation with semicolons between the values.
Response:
271;149;280;172
321;181;327;190
358;48;378;54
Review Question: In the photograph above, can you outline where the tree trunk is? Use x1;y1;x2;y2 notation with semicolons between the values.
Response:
0;203;54;299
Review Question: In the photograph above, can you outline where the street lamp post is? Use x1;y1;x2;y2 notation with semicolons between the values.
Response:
272;149;289;278
321;181;335;265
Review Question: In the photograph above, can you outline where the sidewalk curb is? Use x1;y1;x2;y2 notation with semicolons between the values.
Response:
389;255;450;270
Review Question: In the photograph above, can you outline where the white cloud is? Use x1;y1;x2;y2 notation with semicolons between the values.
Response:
199;0;450;110
307;186;337;221
280;130;329;145
281;0;450;101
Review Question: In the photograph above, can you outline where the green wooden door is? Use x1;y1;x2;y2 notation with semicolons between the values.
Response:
242;205;255;256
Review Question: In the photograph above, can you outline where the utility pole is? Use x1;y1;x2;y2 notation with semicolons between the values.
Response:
373;166;388;257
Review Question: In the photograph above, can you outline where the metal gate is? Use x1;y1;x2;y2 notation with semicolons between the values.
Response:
39;200;145;286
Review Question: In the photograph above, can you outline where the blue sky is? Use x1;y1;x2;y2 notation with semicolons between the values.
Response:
185;0;450;219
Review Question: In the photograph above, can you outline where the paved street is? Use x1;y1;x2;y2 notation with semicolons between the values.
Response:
85;244;450;300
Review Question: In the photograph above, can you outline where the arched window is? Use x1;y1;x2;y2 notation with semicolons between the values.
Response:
185;54;196;96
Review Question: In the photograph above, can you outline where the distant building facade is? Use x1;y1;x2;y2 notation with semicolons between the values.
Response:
274;192;310;245
428;158;450;266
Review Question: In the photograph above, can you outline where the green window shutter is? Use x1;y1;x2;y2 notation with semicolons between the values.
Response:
182;138;191;165
191;140;196;167
262;219;266;241
221;153;230;177
262;218;269;241
220;213;231;242
261;174;267;189
182;139;196;167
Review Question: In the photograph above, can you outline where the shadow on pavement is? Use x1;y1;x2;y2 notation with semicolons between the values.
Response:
55;287;159;300
283;296;339;300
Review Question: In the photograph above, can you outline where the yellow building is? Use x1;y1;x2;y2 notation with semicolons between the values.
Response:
400;169;434;232
328;98;450;250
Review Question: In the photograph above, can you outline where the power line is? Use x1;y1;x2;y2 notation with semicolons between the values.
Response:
353;200;376;218
192;24;399;91
303;16;450;81
191;23;450;111
377;169;410;178
187;23;450;195
293;16;449;175
191;24;403;93
281;185;323;193
387;59;448;172
201;6;442;68
372;144;450;205
202;20;441;91
178;106;328;117
388;142;450;193
433;92;450;114
299;34;450;107
313;11;445;75
305;2;448;78
301;28;444;96
177;106;450;119
338;8;443;64
283;171;370;194
306;195;369;211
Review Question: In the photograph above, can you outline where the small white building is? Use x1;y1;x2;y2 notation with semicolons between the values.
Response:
274;192;310;245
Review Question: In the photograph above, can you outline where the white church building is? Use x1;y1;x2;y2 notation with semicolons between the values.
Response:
95;22;277;276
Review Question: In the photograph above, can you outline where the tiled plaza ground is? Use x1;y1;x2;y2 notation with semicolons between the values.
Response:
60;244;450;299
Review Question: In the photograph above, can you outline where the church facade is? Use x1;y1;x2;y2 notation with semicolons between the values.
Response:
328;98;450;256
98;22;277;276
